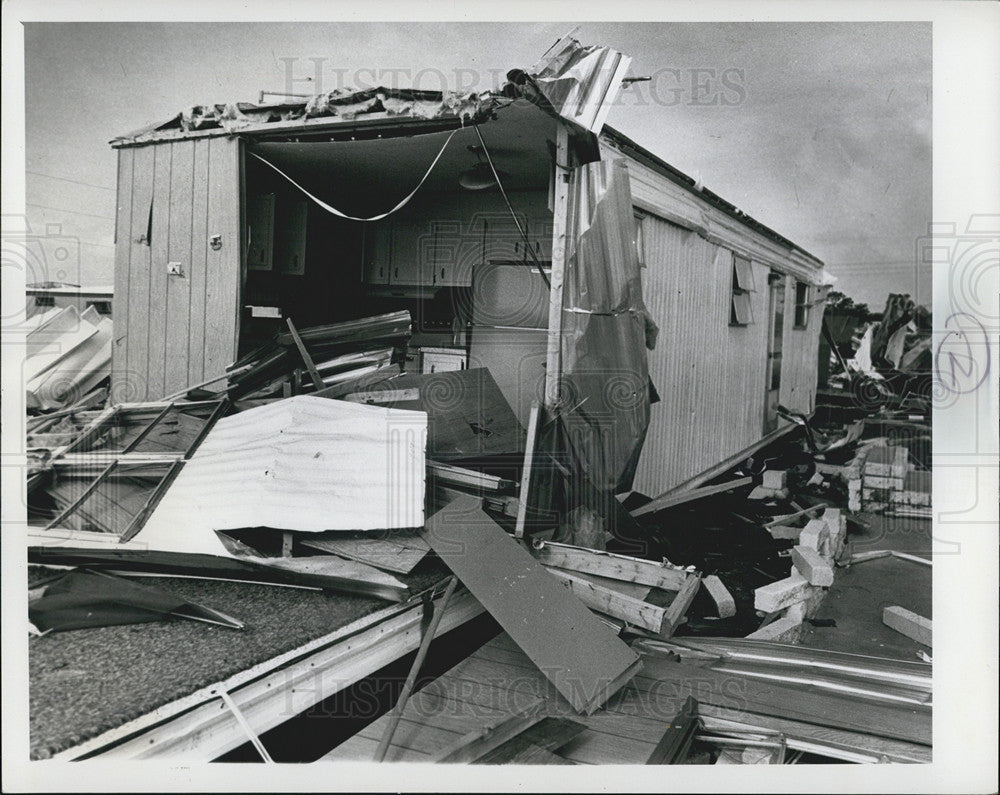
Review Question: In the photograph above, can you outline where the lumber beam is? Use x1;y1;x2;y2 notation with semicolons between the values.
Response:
883;606;932;647
631;477;753;518
662;572;702;638
546;568;668;634
531;539;689;591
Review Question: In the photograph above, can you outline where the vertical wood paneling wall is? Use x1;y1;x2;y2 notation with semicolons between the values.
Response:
111;138;241;402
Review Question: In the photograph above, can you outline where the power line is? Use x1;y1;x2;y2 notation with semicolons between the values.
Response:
26;202;115;221
26;170;115;191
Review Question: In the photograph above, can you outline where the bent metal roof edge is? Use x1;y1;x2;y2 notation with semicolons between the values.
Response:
110;85;823;267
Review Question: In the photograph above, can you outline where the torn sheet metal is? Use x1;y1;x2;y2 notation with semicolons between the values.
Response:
134;395;427;551
509;34;631;134
557;158;657;494
113;87;498;145
29;568;243;632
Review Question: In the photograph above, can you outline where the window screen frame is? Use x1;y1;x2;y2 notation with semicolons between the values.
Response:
793;280;811;329
729;253;755;326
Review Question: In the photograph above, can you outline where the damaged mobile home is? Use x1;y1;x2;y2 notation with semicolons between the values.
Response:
27;36;932;766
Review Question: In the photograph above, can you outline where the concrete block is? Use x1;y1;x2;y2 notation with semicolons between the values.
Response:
791;545;835;586
883;605;932;647
799;519;830;555
762;469;787;490
742;747;776;764
848;478;862;512
746;613;804;642
893;489;931;507
702;574;737;618
754;571;810;613
766;524;803;541
864;445;907;477
904;470;931;493
747;485;788;501
785;585;827;622
864;474;904;490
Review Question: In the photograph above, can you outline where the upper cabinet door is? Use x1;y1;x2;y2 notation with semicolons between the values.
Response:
247;193;275;271
274;198;307;275
363;220;392;284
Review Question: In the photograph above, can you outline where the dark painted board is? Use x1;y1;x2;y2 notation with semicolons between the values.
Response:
354;368;525;463
422;496;641;714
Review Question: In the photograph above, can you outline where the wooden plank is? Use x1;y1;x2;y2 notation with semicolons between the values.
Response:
763;502;826;529
187;137;211;386
545;568;666;634
477;717;586;764
544;122;570;409
515;402;540;538
126;145;156;400
322;733;430;763
111;147;134;404
558;570;652;601
359;716;464;755
286;317;325;391
502;744;574;764
422;496;641;715
531;540;689;591
883;606;932;647
646;696;698;764
662;572;702;638
431;711;547;763
145;143;173;402
203;137;241;382
630;476;754;517
300;533;428;574
164;140;195;397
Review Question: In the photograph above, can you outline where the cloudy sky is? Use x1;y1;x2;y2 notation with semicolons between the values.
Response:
23;20;931;307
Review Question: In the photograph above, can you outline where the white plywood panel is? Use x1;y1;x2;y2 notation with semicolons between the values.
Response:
135;396;428;557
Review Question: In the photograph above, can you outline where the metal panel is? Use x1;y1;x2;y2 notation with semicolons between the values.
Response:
632;215;770;497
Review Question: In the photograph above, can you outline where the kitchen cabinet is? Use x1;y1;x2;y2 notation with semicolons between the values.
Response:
247;193;275;271
363;221;392;284
274;198;307;275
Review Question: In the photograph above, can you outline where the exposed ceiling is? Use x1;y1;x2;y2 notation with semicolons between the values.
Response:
249;102;556;218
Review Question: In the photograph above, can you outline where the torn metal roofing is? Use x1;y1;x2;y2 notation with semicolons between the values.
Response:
110;86;499;146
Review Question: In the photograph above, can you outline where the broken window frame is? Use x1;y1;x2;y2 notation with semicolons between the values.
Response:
37;399;228;543
729;253;755;326
794;279;811;328
633;210;646;267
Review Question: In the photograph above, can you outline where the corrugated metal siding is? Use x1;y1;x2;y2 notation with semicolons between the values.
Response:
111;137;241;402
778;275;823;416
634;217;771;496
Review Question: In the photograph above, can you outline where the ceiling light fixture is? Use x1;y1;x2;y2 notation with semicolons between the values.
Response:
459;145;510;191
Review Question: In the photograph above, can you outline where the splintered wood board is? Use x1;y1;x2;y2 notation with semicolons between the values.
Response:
422;496;641;714
301;533;429;574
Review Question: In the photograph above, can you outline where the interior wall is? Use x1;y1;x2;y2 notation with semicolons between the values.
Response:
112;137;241;402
